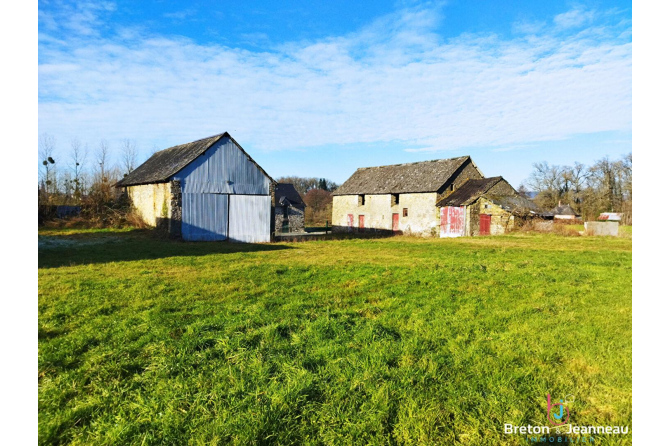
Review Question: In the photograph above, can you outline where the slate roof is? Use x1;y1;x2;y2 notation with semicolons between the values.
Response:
333;156;475;196
436;177;541;215
435;177;504;207
116;132;273;187
487;195;541;215
276;183;305;207
550;204;578;216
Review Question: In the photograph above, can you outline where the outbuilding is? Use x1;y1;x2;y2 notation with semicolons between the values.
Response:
116;132;274;242
436;177;540;237
550;203;580;220
275;183;306;234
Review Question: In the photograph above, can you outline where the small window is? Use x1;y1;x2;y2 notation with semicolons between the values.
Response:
484;204;490;209
391;193;400;206
358;194;365;206
403;208;408;217
450;184;455;192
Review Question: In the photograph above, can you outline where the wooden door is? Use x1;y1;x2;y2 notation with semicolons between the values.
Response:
392;213;400;232
358;215;365;233
479;214;491;236
440;206;465;237
347;214;354;232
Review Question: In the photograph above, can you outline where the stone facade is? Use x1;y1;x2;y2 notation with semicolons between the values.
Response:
436;161;485;203
332;158;485;237
465;197;516;236
275;204;305;234
332;192;441;236
127;181;182;236
127;182;172;226
169;180;182;238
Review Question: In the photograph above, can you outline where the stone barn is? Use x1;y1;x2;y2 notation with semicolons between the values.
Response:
116;132;274;242
275;183;305;234
331;157;485;236
436;177;540;237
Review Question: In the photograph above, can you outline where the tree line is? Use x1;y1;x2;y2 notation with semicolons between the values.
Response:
38;133;148;206
523;153;632;224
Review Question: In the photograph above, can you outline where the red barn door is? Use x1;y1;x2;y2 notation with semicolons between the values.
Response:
479;214;491;235
358;215;365;233
392;213;400;232
347;214;354;232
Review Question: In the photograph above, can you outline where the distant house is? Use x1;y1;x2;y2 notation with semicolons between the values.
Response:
116;132;274;242
332;157;485;236
550;203;580;220
436;177;540;236
275;183;305;234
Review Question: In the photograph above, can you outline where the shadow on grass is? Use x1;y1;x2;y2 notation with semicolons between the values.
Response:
38;228;293;268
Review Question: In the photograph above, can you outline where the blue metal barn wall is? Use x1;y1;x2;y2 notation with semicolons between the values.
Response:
174;137;271;194
173;136;271;242
181;193;228;241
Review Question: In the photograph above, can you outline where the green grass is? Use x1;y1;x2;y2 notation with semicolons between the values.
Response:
38;230;632;445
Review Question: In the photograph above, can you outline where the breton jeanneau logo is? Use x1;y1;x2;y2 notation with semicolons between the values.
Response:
547;393;572;426
504;393;629;438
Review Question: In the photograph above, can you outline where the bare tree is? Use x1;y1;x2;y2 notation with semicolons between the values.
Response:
303;188;333;226
70;138;88;201
90;139;118;205
39;133;56;199
525;162;564;209
524;154;632;222
517;184;530;198
121;139;138;176
96;140;109;182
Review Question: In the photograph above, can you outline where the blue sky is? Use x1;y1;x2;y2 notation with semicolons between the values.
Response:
38;0;632;187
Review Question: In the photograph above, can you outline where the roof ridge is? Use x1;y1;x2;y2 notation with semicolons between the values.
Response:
356;156;469;171
155;132;225;154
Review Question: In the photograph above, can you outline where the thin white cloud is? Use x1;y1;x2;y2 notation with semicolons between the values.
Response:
554;6;596;30
38;3;631;160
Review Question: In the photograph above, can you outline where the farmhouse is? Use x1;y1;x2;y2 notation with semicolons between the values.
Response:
332;157;485;236
275;183;305;234
550;203;580;220
435;177;540;236
116;132;274;242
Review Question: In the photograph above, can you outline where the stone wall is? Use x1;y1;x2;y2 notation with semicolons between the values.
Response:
169;180;182;238
486;180;516;196
127;181;183;237
332;192;440;236
128;182;172;227
466;197;515;236
436;159;485;202
275;205;305;234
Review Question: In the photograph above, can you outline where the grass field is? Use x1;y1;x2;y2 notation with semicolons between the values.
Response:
38;229;632;445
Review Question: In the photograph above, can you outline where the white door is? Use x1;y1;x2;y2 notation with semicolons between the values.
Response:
228;195;271;243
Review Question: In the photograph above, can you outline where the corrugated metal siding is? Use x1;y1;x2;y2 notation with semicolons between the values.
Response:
182;193;229;241
228;195;271;243
174;137;270;195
